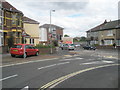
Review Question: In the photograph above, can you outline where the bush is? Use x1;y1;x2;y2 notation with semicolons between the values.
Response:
35;44;55;49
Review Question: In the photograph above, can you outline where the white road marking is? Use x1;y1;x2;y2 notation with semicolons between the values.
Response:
21;86;29;90
60;58;83;61
75;58;83;59
0;58;59;68
38;64;57;70
102;60;114;63
38;62;70;70
56;62;69;65
80;60;114;65
88;59;95;60
60;59;72;61
0;74;18;81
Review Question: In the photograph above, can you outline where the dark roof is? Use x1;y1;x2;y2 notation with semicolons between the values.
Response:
87;20;107;32
23;16;39;24
102;20;120;30
2;1;23;14
40;24;64;30
87;20;120;32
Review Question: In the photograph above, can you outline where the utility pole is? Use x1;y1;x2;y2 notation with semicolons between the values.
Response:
50;10;55;54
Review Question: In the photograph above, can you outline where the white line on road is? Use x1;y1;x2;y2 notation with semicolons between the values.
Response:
79;60;114;65
21;86;29;90
38;64;57;70
56;62;70;65
60;59;72;61
102;60;114;63
38;62;70;70
0;58;59;68
75;58;83;60
60;58;83;61
0;74;18;81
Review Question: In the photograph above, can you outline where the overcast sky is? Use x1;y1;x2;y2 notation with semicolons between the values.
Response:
6;0;119;37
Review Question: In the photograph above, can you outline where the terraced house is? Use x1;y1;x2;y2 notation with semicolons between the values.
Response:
2;1;23;48
87;20;120;46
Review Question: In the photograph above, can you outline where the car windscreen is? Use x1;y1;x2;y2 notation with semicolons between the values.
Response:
69;44;74;46
12;45;22;48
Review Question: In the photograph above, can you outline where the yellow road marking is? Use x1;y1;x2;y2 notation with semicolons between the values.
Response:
39;64;120;90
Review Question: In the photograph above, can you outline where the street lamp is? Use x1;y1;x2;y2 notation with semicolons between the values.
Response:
50;10;55;54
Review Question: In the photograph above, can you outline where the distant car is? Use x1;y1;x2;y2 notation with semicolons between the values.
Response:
10;44;39;58
83;45;96;50
61;44;75;50
74;44;80;47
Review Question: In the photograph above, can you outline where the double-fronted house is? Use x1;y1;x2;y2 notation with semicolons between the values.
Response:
23;16;40;45
2;1;23;46
86;20;120;46
98;20;119;45
86;20;107;45
39;24;63;45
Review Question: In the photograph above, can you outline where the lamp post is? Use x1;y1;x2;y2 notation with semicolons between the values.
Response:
50;10;55;54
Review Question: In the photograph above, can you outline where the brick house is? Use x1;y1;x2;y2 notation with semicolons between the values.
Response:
2;1;24;46
39;24;64;45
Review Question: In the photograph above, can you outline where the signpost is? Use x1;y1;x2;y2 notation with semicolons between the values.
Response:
22;31;26;58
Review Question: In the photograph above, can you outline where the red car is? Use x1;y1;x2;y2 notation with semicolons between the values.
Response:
10;44;39;58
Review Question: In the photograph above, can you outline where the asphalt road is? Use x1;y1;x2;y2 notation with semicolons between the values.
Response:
1;48;119;89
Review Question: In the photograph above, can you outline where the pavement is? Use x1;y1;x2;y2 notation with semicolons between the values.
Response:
0;47;119;66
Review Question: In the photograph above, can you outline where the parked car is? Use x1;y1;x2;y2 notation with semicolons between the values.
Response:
61;44;75;50
83;45;96;50
10;44;39;58
74;44;80;47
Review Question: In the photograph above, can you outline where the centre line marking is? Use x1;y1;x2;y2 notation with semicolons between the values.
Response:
38;62;70;70
60;58;83;61
38;64;56;70
0;74;18;81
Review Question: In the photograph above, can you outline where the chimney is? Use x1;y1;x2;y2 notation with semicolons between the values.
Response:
104;19;107;23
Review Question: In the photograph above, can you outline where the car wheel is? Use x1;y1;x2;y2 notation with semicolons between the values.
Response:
35;52;39;56
61;48;63;50
11;54;15;57
23;53;27;58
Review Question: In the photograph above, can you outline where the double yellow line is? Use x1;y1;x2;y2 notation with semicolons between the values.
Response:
39;64;120;90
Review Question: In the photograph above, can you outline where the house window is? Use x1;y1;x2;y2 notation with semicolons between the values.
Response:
107;30;113;36
104;40;113;45
30;39;34;44
0;32;3;46
12;13;17;25
30;39;31;44
117;40;120;46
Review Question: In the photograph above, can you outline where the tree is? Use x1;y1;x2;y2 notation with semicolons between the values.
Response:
53;40;58;46
80;36;87;41
64;34;70;37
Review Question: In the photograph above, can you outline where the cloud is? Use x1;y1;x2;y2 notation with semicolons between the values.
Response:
6;0;119;37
